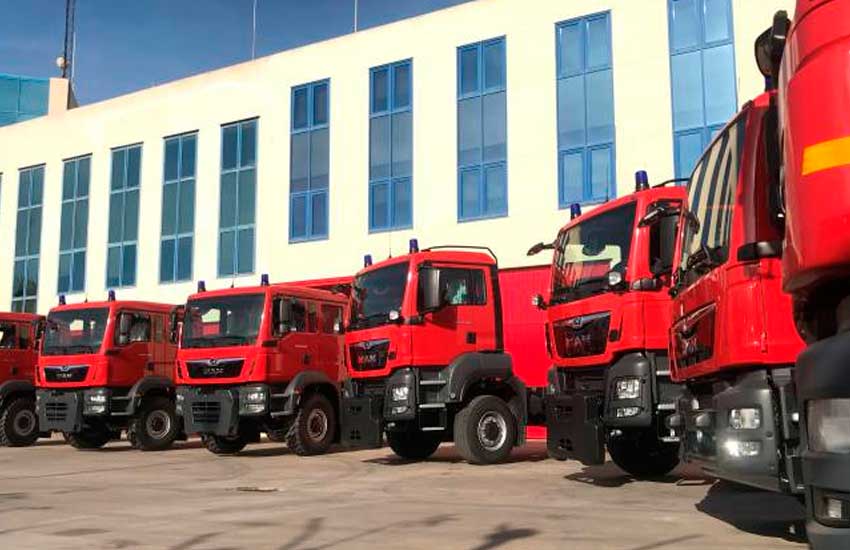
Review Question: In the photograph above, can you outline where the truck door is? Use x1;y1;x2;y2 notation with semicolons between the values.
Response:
113;311;152;386
149;313;171;378
0;322;24;381
671;113;748;373
319;303;345;381
273;297;317;381
413;264;496;366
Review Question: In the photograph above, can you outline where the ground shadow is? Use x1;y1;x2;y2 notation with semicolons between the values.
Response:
563;461;684;488
363;441;549;466
468;523;538;550
94;438;206;453
696;479;806;543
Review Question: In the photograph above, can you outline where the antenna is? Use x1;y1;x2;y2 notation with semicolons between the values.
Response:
251;0;258;59
58;0;76;78
354;0;359;32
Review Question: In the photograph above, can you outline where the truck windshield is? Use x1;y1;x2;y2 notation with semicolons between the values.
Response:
349;261;409;330
551;202;637;305
182;294;265;348
42;308;109;356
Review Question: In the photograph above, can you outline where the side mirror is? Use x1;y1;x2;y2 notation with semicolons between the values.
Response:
169;306;184;345
527;242;554;256
333;320;344;335
419;267;445;313
531;294;547;310
33;320;45;348
117;312;132;346
638;207;664;227
606;270;627;290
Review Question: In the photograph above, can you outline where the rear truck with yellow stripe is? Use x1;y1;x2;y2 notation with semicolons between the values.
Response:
756;2;850;547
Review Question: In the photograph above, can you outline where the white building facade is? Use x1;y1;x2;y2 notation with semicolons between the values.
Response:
0;0;794;313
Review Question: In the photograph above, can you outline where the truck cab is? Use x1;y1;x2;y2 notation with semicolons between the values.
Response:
535;175;686;477
36;295;180;451
175;277;347;455
667;91;805;493
341;243;531;464
0;312;44;446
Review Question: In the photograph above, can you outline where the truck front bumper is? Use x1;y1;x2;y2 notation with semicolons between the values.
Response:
177;384;273;436
797;331;850;549
36;387;119;433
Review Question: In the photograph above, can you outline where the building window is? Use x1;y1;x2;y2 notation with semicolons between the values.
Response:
457;38;507;221
556;13;615;206
219;119;257;276
58;155;90;294
107;144;142;288
668;0;737;178
369;61;412;232
290;80;329;241
161;133;197;282
13;165;44;312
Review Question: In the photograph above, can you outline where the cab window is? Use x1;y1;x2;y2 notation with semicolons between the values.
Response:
0;323;17;349
321;305;343;334
439;268;486;306
125;313;152;343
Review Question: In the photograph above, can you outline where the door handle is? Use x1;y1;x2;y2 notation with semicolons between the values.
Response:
303;354;311;365
10;367;17;375
466;332;477;344
146;362;155;372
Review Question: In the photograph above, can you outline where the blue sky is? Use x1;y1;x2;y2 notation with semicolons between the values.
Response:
0;0;470;104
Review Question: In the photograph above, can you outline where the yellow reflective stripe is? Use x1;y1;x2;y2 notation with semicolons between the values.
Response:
802;136;850;176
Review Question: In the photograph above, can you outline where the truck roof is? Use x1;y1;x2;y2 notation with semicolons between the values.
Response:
48;300;176;314
186;283;347;304
0;311;43;322
557;185;687;235
356;248;497;278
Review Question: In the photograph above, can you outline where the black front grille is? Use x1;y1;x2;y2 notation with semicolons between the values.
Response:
349;340;390;372
553;312;611;358
557;367;606;394
45;402;68;422
191;401;222;424
186;359;244;379
44;366;89;383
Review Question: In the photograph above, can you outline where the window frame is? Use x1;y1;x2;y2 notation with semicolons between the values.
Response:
12;164;45;313
106;143;143;289
290;79;331;243
160;131;198;284
369;59;414;233
456;36;508;222
58;154;91;295
217;118;258;277
555;11;616;208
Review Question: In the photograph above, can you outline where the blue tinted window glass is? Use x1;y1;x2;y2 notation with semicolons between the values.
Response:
237;228;254;273
122;244;136;287
703;43;737;125
590;146;613;200
219;172;237;227
160;239;175;282
63;162;75;200
0;77;18;111
484;164;506;214
107;146;138;287
392;111;413;177
290;195;307;238
670;0;700;51
293;87;308;129
310;129;329;190
704;0;732;43
165;139;179;181
370;116;390;180
372;68;389;113
393;63;411;109
370;183;389;229
586;70;614;144
73;199;88;249
291;81;330;241
18;80;48;113
241;120;257;167
181;135;196;177
557;77;585;148
311;192;327;236
220;120;257;274
108;192;123;244
111;149;126;190
671;51;704;130
60;203;73;250
482;92;506;163
460;168;480;219
58;253;71;294
674;130;706;179
218;230;235;276
123;189;139;242
313;83;328;126
459;47;479;95
77;158;90;196
178;179;195;234
106;246;121;288
586;17;611;69
458;96;481;166
393;178;412;228
71;251;85;292
484;40;505;89
161;183;178;235
238;169;256;225
177;236;192;281
291;132;310;192
127;147;141;188
560;151;584;204
558;22;583;76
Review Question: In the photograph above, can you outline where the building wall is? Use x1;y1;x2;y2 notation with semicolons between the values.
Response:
0;0;794;313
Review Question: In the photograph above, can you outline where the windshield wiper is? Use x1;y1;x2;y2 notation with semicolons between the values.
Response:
350;312;392;329
686;244;721;273
44;344;96;355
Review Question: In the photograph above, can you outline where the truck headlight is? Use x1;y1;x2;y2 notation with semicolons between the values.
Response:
724;439;761;458
391;386;409;402
83;388;110;415
729;408;761;430
808;399;850;454
239;386;268;415
614;377;641;400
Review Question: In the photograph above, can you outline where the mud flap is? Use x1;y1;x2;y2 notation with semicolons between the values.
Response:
340;396;383;449
546;393;605;465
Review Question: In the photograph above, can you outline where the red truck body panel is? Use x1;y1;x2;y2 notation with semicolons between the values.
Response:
174;284;347;387
545;187;686;370
37;301;177;389
670;93;804;383
0;312;42;387
779;0;850;294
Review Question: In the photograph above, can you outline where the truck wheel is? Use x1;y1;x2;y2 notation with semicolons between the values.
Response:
201;434;247;455
386;430;442;460
131;396;179;451
454;395;517;465
66;428;111;450
0;397;39;447
286;393;336;456
607;430;679;478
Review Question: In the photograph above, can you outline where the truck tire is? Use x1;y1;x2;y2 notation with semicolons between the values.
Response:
386;430;441;460
454;395;517;465
0;397;39;447
130;396;179;452
286;392;336;456
66;428;111;450
201;433;247;455
607;429;679;478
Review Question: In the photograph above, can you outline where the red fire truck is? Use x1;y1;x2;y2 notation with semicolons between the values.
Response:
340;241;547;464
175;276;348;455
758;1;850;546
0;312;44;446
534;174;687;477
36;294;180;451
665;84;805;492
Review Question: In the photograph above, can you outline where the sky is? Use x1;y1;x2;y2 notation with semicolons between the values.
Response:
0;0;471;104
